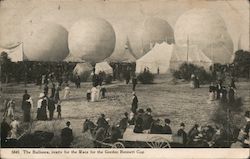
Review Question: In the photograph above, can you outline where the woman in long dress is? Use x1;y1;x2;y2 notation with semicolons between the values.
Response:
64;84;70;100
7;99;15;118
96;85;101;101
91;87;97;102
37;93;44;120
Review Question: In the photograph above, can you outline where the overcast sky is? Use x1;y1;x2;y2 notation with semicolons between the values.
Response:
0;0;249;53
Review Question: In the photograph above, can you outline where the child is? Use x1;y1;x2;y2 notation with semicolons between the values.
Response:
86;90;91;102
57;102;62;119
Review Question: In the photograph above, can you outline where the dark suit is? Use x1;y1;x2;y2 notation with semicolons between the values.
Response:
48;99;55;120
142;113;153;130
177;129;187;145
50;87;55;98
22;93;30;110
61;127;73;147
131;95;138;113
162;124;172;134
150;123;163;134
97;117;109;129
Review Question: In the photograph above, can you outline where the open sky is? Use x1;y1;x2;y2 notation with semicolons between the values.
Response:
0;0;249;54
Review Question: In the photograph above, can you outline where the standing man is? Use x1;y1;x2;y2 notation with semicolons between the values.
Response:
44;84;49;97
50;83;56;98
48;98;55;120
23;97;33;122
177;123;187;146
61;121;73;148
132;75;137;91
75;75;81;88
131;92;138;114
22;90;30;110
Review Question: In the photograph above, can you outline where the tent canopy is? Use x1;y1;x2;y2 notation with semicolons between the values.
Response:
106;47;136;63
0;43;27;62
170;44;213;70
136;42;174;74
95;61;113;75
64;54;86;63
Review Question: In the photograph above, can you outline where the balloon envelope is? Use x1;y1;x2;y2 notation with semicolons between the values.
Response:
68;18;116;64
174;9;234;64
21;22;69;61
128;17;175;59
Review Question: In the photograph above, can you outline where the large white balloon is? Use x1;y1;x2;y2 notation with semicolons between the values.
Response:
174;8;234;64
22;22;69;61
128;17;175;59
68;18;116;64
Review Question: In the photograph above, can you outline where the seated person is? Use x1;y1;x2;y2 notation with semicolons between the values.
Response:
96;114;109;130
119;112;129;133
162;118;172;134
150;119;163;134
110;125;122;142
142;108;153;130
133;116;143;133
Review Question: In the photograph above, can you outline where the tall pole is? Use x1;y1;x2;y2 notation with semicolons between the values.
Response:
187;35;189;64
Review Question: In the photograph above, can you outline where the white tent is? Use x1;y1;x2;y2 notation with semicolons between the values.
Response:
73;63;93;81
0;43;26;62
106;44;136;63
136;42;174;74
95;61;113;75
170;45;213;71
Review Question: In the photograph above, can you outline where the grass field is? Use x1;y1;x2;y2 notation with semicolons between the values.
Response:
1;75;250;147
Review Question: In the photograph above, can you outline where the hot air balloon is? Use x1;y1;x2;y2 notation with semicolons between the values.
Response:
68;18;116;64
128;17;175;59
21;22;69;61
174;8;234;64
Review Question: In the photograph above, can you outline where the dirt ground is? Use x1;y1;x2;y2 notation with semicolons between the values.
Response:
1;75;250;147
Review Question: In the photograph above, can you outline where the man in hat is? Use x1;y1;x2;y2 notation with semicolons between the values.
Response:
162;118;172;134
50;83;56;98
44;84;49;97
132;75;137;91
220;86;228;103
23;97;33;122
61;121;73;148
177;122;187;146
150;119;163;134
96;114;109;130
131;92;138;114
134;113;143;133
119;112;129;133
22;90;30;110
1;118;11;145
228;86;235;104
48;98;56;120
142;108;153;130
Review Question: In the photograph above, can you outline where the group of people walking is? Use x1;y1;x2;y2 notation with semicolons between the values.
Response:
208;78;236;104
